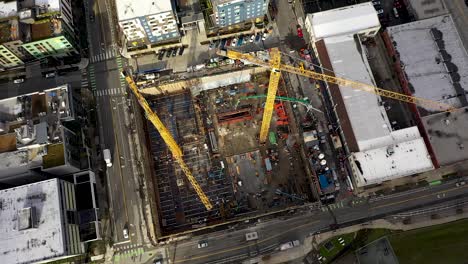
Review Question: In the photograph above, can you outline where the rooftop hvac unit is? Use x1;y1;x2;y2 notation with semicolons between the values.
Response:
386;146;395;156
17;207;36;231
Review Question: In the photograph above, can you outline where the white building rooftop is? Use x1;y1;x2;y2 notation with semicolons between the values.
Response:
306;2;380;41
0;0;18;19
0;179;66;264
35;0;60;11
405;0;447;20
116;0;173;21
422;107;468;166
0;85;73;179
350;127;434;187
387;15;468;114
324;35;392;151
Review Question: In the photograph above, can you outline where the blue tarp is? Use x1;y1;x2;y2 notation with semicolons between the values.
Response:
319;174;329;189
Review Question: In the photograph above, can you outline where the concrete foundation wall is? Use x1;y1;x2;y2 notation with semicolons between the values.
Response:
140;67;268;96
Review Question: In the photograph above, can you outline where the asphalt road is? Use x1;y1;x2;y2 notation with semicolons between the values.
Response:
0;69;82;100
85;0;146;253
168;179;468;264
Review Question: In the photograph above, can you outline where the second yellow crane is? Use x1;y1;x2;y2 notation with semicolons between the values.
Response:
122;71;213;211
217;49;456;144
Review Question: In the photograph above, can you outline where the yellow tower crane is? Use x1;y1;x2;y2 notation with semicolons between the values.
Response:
217;49;456;143
122;71;213;211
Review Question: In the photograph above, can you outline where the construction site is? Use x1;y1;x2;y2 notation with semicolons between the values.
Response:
140;69;313;235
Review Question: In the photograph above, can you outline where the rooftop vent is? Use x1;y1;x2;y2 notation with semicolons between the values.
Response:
17;207;36;231
386;146;395;156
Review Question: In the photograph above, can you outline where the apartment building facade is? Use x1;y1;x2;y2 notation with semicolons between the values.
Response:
116;0;180;49
0;0;78;69
212;0;269;27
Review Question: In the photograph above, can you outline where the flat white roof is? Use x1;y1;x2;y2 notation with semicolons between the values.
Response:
0;0;18;18
116;0;173;21
0;179;66;264
423;107;468;166
406;0;447;20
324;35;392;151
35;0;60;11
306;2;380;40
351;127;434;187
387;15;468;113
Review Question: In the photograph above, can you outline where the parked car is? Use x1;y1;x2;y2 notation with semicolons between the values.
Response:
237;37;243;46
297;26;303;38
250;34;255;42
231;37;238;46
13;78;24;84
456;181;466;187
376;9;384;16
372;0;381;5
123;228;129;239
393;7;399;18
158;49;166;60
172;47;178;57
220;39;227;49
178;46;185;55
262;31;268;41
255;33;261;42
166;48;172;58
226;38;232;46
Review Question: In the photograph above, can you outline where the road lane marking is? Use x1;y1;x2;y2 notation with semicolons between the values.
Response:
373;184;468;209
173;220;320;263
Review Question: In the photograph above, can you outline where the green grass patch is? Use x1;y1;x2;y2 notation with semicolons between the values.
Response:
318;233;355;263
389;219;468;264
364;228;393;244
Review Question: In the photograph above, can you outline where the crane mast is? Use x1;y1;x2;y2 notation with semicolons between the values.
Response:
259;48;282;143
122;71;213;210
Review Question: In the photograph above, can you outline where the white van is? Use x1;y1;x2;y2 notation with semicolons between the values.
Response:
393;7;399;18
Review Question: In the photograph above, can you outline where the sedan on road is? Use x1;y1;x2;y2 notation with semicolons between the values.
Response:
197;241;208;248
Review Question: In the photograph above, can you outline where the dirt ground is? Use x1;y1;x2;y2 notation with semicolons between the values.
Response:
200;73;310;211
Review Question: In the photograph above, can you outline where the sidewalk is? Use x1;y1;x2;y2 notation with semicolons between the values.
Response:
260;213;468;264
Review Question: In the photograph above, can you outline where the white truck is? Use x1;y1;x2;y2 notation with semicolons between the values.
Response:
245;232;258;241
103;149;112;167
280;240;300;251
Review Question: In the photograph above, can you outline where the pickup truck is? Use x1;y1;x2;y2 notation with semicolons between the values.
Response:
280;240;300;251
